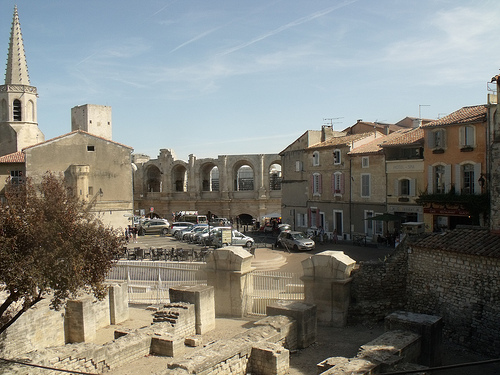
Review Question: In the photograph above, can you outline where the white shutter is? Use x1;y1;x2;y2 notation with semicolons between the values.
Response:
444;164;452;193
427;166;434;193
394;179;399;197
459;127;465;146
428;132;435;148
455;164;462;194
410;179;416;196
474;163;482;194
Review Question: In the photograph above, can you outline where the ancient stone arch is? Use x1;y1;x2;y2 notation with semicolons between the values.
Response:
133;150;282;223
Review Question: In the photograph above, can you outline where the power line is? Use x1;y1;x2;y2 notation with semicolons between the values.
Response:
0;357;102;375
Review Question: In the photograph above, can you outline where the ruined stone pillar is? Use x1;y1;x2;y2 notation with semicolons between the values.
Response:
205;246;255;317
301;251;356;327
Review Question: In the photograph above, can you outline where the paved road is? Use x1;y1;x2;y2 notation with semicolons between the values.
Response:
126;231;396;274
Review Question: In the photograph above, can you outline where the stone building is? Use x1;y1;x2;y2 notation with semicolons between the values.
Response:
279;125;378;238
0;7;134;229
420;105;488;230
133;149;282;224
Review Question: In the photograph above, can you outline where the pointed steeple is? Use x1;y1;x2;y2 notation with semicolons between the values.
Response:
5;6;30;85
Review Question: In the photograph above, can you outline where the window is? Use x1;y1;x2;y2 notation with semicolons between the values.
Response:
295;160;302;172
236;165;254;191
430;129;446;149
312;151;320;166
434;165;445;194
333;149;341;165
362;157;369;168
13;99;21;121
462;164;474;194
269;164;282;190
87;145;95;152
10;170;23;184
297;213;307;228
332;172;344;195
361;174;370;197
460;126;475;148
312;173;322;195
400;179;410;196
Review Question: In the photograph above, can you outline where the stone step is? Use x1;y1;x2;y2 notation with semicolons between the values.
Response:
251;253;287;271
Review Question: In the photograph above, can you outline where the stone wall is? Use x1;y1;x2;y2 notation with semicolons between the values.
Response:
406;246;500;357
348;245;408;323
0;283;128;358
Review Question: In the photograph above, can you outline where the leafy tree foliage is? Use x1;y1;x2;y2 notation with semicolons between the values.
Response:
0;173;125;335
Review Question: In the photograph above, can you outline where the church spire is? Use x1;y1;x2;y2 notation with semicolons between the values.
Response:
5;6;30;85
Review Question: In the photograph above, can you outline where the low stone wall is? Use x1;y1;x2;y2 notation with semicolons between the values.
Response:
164;315;297;375
0;284;129;359
406;246;500;357
348;245;408;323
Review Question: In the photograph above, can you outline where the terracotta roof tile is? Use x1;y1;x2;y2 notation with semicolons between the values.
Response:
348;128;417;155
0;151;25;163
421;105;487;128
381;127;424;147
307;133;373;150
410;227;500;259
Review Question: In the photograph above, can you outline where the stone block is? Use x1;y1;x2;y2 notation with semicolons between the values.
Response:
65;297;96;343
250;342;289;375
108;282;129;325
169;285;215;334
301;251;356;280
151;334;185;357
319;357;377;375
317;357;349;373
385;311;443;366
358;330;421;372
185;335;202;347
266;301;316;349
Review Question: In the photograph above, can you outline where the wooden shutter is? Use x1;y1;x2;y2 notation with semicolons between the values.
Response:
444;164;452;193
474;163;482;194
427;166;434;193
455;164;462;194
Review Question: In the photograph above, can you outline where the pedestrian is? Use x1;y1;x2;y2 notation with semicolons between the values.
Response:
333;229;338;244
132;226;137;243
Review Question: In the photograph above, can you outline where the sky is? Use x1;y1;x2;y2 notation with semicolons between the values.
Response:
2;0;500;160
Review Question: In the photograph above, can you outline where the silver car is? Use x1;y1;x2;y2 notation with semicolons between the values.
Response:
277;231;315;251
216;230;254;248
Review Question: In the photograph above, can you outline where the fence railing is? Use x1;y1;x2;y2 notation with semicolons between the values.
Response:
247;271;304;316
107;260;207;304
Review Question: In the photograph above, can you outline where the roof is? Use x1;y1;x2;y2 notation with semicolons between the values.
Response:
307;133;373;150
5;7;30;85
381;127;424;147
348;128;419;155
342;121;405;135
23;130;133;151
421;105;487;128
410;227;500;259
0;151;25;163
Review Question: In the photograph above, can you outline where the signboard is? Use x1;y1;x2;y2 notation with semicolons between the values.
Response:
221;228;232;246
150;207;154;212
423;207;470;216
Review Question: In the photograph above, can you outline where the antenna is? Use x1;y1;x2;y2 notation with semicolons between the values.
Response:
323;117;343;128
419;105;430;119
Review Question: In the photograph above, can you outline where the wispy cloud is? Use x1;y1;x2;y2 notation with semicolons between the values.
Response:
218;0;358;56
170;26;221;53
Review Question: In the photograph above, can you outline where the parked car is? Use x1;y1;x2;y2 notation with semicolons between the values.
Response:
179;224;208;241
138;219;170;236
194;226;232;246
276;231;315;251
215;230;255;248
169;222;194;236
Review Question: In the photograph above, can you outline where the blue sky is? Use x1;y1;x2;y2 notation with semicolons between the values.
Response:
3;1;500;160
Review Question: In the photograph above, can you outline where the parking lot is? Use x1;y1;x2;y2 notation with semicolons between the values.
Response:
125;230;396;273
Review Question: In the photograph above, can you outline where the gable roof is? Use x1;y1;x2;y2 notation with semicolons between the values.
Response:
307;133;373;150
0;151;25;163
23;130;133;151
348;128;419;155
381;127;424;147
421;105;487;128
410;227;500;259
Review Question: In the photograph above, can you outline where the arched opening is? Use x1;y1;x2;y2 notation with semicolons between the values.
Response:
13;99;21;121
234;164;254;191
146;165;162;192
27;100;34;122
200;164;219;192
269;163;282;190
172;164;188;192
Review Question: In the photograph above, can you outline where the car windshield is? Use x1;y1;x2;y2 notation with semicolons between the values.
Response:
291;233;305;240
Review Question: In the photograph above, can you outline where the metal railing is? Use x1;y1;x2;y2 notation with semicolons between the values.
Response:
107;260;207;304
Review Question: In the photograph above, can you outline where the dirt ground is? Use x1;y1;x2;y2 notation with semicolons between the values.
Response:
100;306;500;375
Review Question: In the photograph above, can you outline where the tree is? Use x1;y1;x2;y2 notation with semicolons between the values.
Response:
0;173;125;335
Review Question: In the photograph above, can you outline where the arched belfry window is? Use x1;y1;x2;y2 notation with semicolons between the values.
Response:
13;99;21;121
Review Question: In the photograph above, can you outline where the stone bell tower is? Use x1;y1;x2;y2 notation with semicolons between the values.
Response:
0;6;44;157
